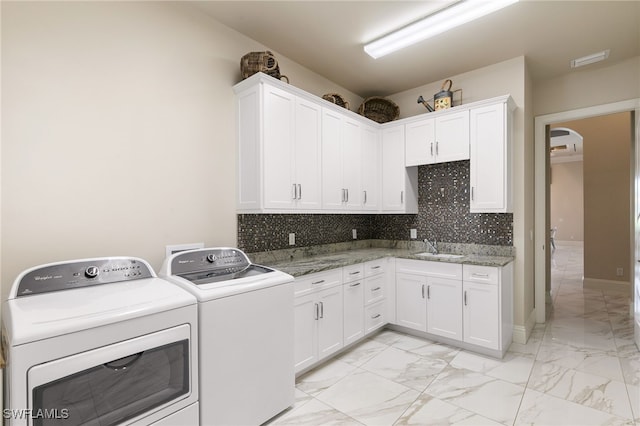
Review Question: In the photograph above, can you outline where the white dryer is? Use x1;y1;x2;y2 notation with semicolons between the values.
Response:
160;248;294;426
2;257;199;426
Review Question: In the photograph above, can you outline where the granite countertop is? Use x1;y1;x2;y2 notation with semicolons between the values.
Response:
249;240;515;277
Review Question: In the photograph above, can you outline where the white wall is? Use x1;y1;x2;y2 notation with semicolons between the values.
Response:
0;1;361;295
550;161;584;242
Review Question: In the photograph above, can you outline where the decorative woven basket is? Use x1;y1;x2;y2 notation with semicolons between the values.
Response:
357;97;400;123
322;93;350;110
240;51;288;82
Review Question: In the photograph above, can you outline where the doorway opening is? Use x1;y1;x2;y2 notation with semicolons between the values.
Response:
534;99;640;345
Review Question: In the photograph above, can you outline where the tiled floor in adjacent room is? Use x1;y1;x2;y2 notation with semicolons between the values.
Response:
269;244;640;425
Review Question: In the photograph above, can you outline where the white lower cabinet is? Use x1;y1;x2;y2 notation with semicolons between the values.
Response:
462;264;513;352
363;258;387;335
395;259;513;356
294;270;343;373
343;264;365;346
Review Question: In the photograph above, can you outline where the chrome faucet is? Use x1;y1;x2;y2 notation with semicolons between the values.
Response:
424;239;438;254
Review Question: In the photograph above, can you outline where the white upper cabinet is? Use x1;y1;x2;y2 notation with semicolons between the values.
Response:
381;124;418;213
469;96;515;213
235;73;514;215
405;110;469;166
235;77;321;212
322;108;363;210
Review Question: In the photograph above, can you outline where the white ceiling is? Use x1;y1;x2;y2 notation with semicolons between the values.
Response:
190;0;640;98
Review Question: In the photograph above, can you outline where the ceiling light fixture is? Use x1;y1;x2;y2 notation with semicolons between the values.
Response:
570;49;610;68
364;0;519;59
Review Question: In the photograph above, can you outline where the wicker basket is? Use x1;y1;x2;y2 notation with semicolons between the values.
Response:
322;93;350;110
357;97;400;123
240;51;288;82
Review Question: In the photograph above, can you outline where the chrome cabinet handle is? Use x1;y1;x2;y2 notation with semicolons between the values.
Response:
401;191;404;204
314;303;319;320
350;282;361;287
421;284;425;299
464;291;468;306
427;285;430;299
430;142;434;156
471;186;474;201
371;265;381;270
349;271;361;275
298;184;302;200
372;287;381;291
346;188;349;202
472;273;490;278
319;301;324;319
292;184;297;200
363;190;367;204
371;313;381;319
436;141;439;156
312;279;325;285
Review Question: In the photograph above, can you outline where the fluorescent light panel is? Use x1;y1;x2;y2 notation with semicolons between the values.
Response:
570;49;610;68
364;0;519;59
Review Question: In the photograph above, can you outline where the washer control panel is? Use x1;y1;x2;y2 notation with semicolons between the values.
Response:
15;257;154;297
170;248;250;275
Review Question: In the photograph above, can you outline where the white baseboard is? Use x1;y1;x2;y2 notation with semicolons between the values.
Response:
583;277;630;294
513;309;537;344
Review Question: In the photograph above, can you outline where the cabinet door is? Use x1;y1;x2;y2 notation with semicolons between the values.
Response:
381;125;417;212
434;110;469;163
317;285;344;360
395;273;427;332
463;281;499;349
426;277;462;340
470;102;509;213
295;98;322;210
342;118;362;210
294;293;318;373
343;281;364;346
360;124;380;211
263;85;296;209
405;117;435;166
322;109;345;209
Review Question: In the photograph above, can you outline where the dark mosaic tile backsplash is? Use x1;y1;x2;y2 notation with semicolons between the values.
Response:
238;160;512;253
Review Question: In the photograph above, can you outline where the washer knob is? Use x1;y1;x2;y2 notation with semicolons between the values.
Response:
85;266;100;279
206;254;217;263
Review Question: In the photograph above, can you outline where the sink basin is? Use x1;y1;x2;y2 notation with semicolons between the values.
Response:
415;252;464;259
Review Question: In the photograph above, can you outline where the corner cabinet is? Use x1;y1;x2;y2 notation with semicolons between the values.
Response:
381;124;418;213
469;96;515;213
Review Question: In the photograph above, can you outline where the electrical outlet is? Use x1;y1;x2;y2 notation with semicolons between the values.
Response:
410;229;417;239
616;267;623;276
289;233;295;246
352;229;357;239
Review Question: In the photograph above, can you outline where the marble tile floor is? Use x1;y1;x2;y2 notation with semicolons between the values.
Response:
268;243;639;425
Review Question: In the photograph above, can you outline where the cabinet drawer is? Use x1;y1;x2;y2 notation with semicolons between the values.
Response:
364;300;386;334
343;264;365;283
364;274;385;305
463;265;499;285
395;259;462;279
295;269;343;296
364;258;386;277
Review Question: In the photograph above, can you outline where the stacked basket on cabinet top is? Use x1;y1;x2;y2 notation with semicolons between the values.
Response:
239;51;401;124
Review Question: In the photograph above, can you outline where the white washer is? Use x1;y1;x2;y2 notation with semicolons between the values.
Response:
3;257;199;426
159;248;294;426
